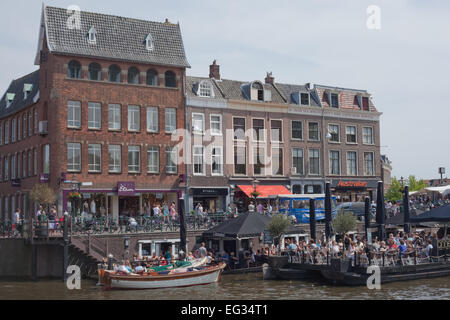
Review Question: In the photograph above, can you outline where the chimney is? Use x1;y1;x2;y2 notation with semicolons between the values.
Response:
265;72;274;85
209;60;220;80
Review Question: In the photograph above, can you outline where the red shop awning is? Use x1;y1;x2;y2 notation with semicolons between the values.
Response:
237;185;292;199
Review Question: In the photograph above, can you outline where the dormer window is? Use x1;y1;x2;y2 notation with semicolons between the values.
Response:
197;80;214;98
23;84;33;100
356;94;370;111
145;34;154;51
88;27;97;44
6;93;15;108
248;81;271;102
328;92;339;108
300;93;310;106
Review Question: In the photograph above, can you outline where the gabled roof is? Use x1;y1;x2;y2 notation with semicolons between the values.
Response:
35;6;190;68
0;70;40;119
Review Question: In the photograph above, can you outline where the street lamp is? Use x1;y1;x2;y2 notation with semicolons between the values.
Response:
252;178;260;211
399;176;405;187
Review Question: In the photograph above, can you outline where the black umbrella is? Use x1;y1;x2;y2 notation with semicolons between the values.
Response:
376;181;386;240
403;186;410;234
324;182;332;240
364;197;371;240
179;198;187;256
309;198;316;242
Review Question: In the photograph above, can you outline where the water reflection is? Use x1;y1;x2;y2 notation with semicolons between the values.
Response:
0;274;449;300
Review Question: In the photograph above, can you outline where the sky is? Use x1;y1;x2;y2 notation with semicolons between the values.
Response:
0;0;449;181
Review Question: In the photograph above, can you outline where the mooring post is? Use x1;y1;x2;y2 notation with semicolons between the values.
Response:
63;213;69;281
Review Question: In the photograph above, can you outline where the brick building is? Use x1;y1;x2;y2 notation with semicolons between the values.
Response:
185;62;382;212
0;6;190;222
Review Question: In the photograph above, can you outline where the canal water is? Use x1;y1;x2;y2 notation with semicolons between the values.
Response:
1;274;450;300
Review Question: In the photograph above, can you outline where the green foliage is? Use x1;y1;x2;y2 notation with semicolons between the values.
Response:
385;175;427;202
267;214;291;243
332;211;357;236
407;175;427;192
30;184;56;207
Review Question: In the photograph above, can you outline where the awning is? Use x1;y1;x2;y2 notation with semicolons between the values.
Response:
237;185;291;199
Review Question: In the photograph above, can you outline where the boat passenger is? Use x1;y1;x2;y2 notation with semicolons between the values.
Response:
187;252;195;261
425;240;433;257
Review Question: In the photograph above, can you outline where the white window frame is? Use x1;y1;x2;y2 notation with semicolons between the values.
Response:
346;151;358;176
198;80;214;98
308;122;320;142
88;102;102;130
329;150;341;175
128;105;140;132
252;145;266;176
11;119;16;143
67;143;81;172
252;118;266;143
346;125;358;144
192;113;205;135
211;146;223;176
166;147;178;174
4;120;9;144
146;107;159;133
233;117;246;141
291;120;303;141
308;148;320;176
108;145;122;173
165;108;176;133
233;144;247;176
108;104;121;131
128;146;141;173
362;126;374;145
364;152;375;176
210;114;222;136
291;148;304;176
328;123;340;143
68;101;81;129
193;145;205;176
270;119;283;143
88;144;102;173
11;154;16;180
147;146;159;174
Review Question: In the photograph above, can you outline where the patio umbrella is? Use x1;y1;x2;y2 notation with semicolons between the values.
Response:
403;186;410;234
324;182;332;240
376;181;386;240
309;198;316;242
364;197;371;240
179;198;187;256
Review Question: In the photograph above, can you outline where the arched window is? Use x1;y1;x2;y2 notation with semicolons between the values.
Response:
198;80;213;97
128;67;140;84
165;71;176;88
68;60;81;79
88;63;102;81
109;65;121;83
146;69;158;86
251;81;264;101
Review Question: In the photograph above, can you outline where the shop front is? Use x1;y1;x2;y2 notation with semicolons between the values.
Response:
233;185;291;213
291;180;325;195
330;179;379;203
190;187;229;214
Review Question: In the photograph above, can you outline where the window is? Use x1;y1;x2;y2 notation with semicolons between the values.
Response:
33;149;37;175
309;149;320;175
346;126;357;143
251;82;264;101
0;122;2;145
272;148;283;176
88;26;97;43
88;102;101;129
128;67;140;84
210;115;222;136
128;146;141;173
363;127;374;145
88;63;101;81
28;151;32;177
364;152;374;176
68;101;81;128
233;118;246;140
292;148;304;175
193;146;205;175
211;146;223;175
234;145;246;175
271;120;282;142
11;119;16;143
145;34;154;51
18;117;21;141
17;153;21;179
43;144;50;174
88;144;101;173
108;65;121;83
328;124;340;142
11;155;16;180
166;147;177;174
347;151;357;176
253;146;265;176
68;60;81;79
252;119;265;142
34;109;38;134
108;104;121;130
108;145;121;173
146;69;158;86
28;112;32;136
128;106;140;132
67;143;81;172
23;114;27;138
362;97;370;111
300;93;310;106
165;71;176;88
23;152;26;178
330;93;339;108
199;81;212;97
4;156;8;181
5;120;9;144
165;108;176;133
291;121;303;140
308;122;320;141
192;113;205;134
329;150;340;175
146;107;159;133
147;147;159;173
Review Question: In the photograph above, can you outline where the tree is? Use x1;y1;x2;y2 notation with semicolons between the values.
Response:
267;214;291;246
332;211;357;236
408;175;427;192
385;177;403;202
30;184;56;209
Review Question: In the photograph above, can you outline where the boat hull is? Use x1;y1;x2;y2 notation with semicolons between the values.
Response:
104;264;225;290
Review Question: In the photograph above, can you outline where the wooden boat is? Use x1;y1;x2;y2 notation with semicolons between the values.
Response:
102;263;226;290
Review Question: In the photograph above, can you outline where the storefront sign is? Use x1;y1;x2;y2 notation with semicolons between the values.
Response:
213;232;225;238
331;180;378;189
40;173;49;183
118;182;136;196
82;193;91;199
156;193;163;199
263;230;273;244
193;188;228;196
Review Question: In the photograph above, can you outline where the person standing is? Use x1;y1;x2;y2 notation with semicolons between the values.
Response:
257;202;263;214
198;242;208;258
248;201;255;213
